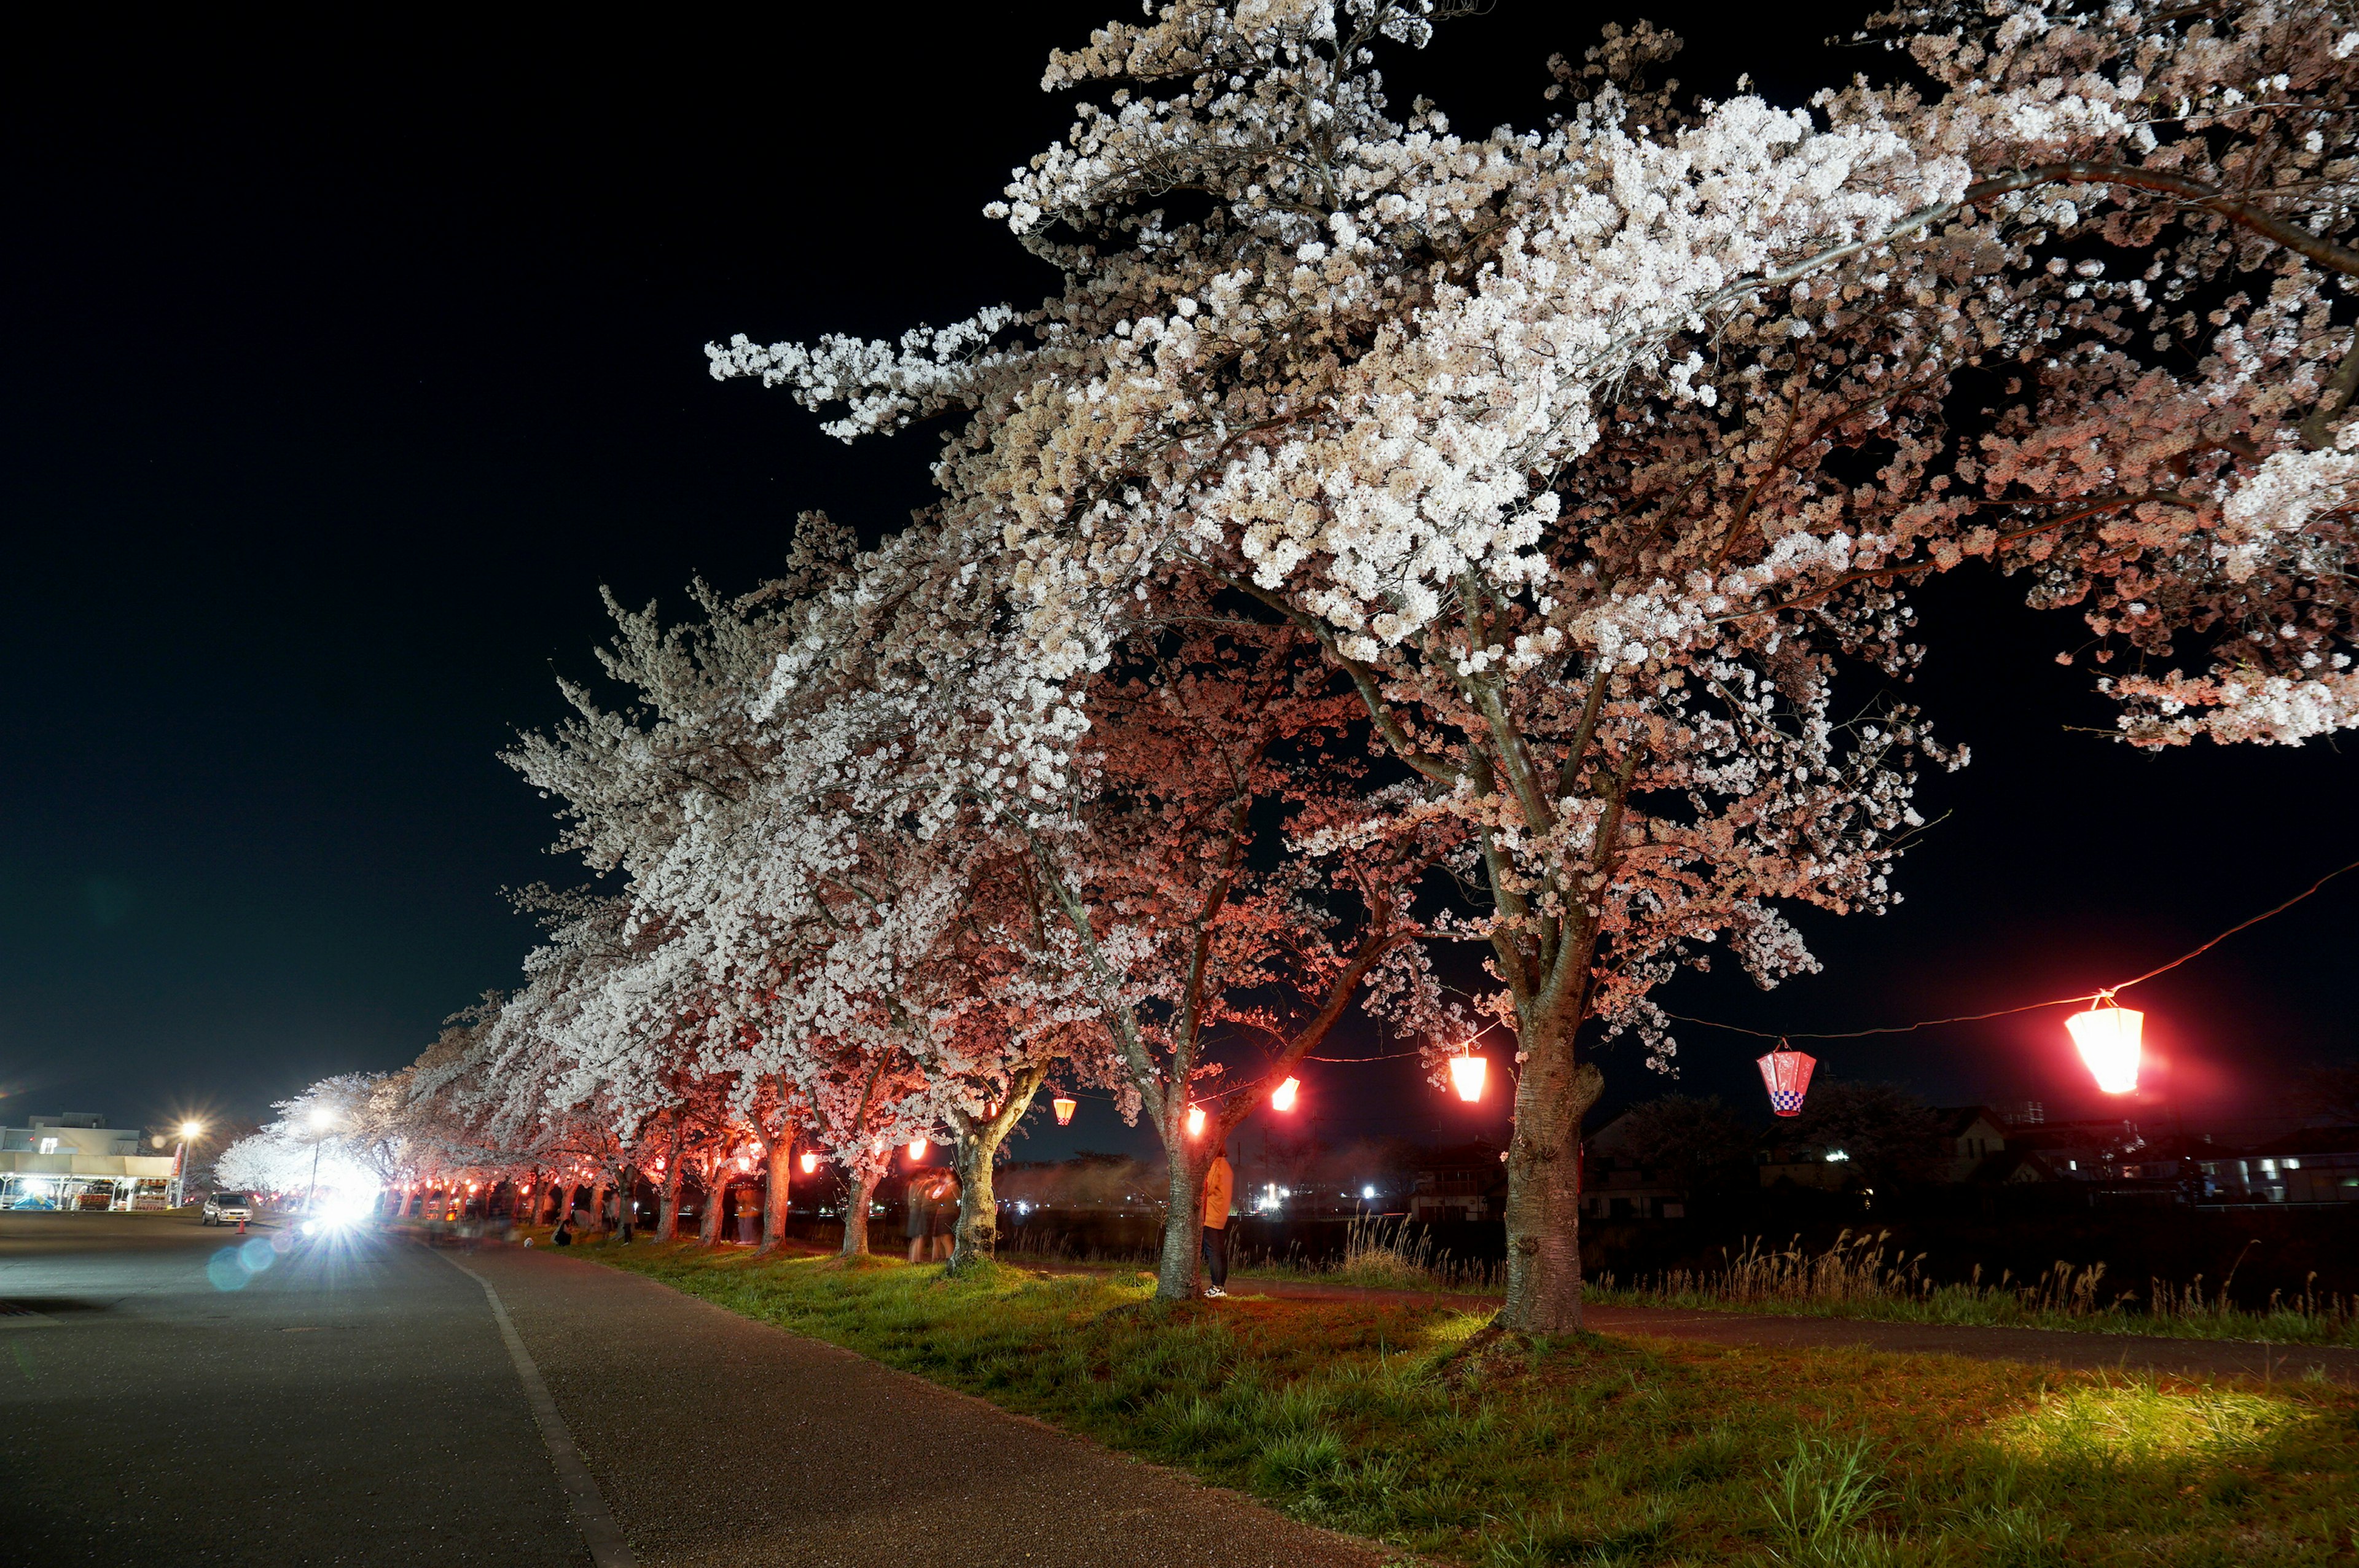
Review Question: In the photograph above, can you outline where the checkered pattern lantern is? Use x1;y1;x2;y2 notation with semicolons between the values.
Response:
1756;1044;1817;1117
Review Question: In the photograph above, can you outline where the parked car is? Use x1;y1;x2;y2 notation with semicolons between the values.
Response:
202;1192;256;1226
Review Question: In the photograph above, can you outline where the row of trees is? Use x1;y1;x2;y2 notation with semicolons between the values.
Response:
235;0;2356;1332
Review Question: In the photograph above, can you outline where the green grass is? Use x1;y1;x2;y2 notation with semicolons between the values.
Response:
576;1236;2359;1566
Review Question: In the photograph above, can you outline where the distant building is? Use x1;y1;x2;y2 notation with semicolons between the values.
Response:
2198;1128;2359;1206
1581;1112;1691;1220
0;1114;178;1210
1406;1141;1505;1223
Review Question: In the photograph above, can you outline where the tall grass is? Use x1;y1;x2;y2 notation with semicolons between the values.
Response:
1590;1230;2359;1347
1251;1214;1503;1292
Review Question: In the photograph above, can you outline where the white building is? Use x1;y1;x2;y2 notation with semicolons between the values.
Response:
0;1113;179;1211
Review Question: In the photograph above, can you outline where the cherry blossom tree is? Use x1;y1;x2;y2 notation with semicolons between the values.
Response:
711;0;2355;1330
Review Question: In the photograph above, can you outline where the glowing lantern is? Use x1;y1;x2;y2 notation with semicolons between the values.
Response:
1448;1055;1487;1103
1756;1043;1817;1117
799;1152;819;1174
908;1137;928;1161
1185;1105;1207;1137
1270;1076;1300;1112
2066;996;2143;1094
1052;1094;1076;1126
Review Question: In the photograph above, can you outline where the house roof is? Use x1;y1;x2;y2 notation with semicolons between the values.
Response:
1935;1106;2007;1139
2254;1125;2359;1158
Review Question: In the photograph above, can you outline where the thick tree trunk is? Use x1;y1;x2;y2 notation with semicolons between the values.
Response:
950;1137;996;1271
839;1169;873;1256
949;1075;1046;1272
592;1181;612;1234
697;1172;725;1246
655;1161;683;1242
756;1142;792;1254
1154;1135;1207;1303
1495;1013;1604;1334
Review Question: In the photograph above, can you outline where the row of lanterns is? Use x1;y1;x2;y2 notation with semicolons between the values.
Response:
711;998;2145;1159
1754;994;2145;1118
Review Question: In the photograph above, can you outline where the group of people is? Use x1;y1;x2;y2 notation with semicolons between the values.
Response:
904;1168;961;1262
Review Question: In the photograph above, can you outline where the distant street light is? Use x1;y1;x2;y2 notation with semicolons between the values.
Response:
306;1107;341;1212
168;1121;206;1209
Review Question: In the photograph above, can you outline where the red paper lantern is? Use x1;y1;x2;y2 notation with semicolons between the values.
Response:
2065;996;2143;1094
1756;1043;1817;1117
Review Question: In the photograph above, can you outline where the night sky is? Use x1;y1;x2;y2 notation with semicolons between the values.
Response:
4;6;2353;1155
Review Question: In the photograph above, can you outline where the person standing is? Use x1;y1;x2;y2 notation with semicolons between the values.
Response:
931;1170;961;1262
1200;1145;1235;1298
906;1170;933;1263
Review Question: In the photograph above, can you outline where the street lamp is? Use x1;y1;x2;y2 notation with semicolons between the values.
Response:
307;1106;340;1213
168;1121;205;1209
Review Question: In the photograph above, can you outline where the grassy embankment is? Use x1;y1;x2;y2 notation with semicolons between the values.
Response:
578;1236;2359;1567
1016;1220;2359;1348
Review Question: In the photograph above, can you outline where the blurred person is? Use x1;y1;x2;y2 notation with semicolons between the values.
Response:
930;1170;961;1262
1200;1145;1234;1298
906;1171;932;1263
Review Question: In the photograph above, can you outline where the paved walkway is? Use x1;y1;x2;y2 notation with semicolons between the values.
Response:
465;1244;1388;1568
1203;1274;2359;1387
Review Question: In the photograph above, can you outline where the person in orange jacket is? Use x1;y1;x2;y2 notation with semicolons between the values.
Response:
1200;1145;1235;1298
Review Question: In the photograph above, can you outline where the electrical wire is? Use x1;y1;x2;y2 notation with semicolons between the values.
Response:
1664;854;2359;1043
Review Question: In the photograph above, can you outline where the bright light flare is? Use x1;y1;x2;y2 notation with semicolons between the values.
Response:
2067;999;2144;1094
1270;1077;1299;1112
1448;1055;1487;1103
907;1137;928;1160
799;1152;819;1174
1184;1106;1207;1137
179;1121;203;1139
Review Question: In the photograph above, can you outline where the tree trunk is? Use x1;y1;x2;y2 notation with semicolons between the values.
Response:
1495;1013;1604;1334
756;1141;793;1254
949;1074;1047;1272
655;1161;683;1242
592;1181;612;1234
1154;1132;1207;1303
949;1135;997;1271
839;1169;873;1257
697;1171;725;1246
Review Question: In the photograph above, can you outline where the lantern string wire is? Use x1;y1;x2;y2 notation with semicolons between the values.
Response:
1663;853;2359;1043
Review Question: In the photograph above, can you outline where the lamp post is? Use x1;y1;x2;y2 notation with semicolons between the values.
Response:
168;1121;205;1210
307;1106;339;1214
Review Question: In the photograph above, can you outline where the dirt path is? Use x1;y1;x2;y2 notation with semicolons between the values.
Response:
461;1243;1391;1568
1196;1273;2359;1387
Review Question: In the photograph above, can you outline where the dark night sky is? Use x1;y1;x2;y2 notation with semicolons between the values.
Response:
3;6;2352;1154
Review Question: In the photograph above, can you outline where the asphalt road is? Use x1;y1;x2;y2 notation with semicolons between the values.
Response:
0;1215;1386;1568
0;1211;583;1564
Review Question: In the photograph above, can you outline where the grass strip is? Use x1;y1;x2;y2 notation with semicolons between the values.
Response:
581;1238;2359;1567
